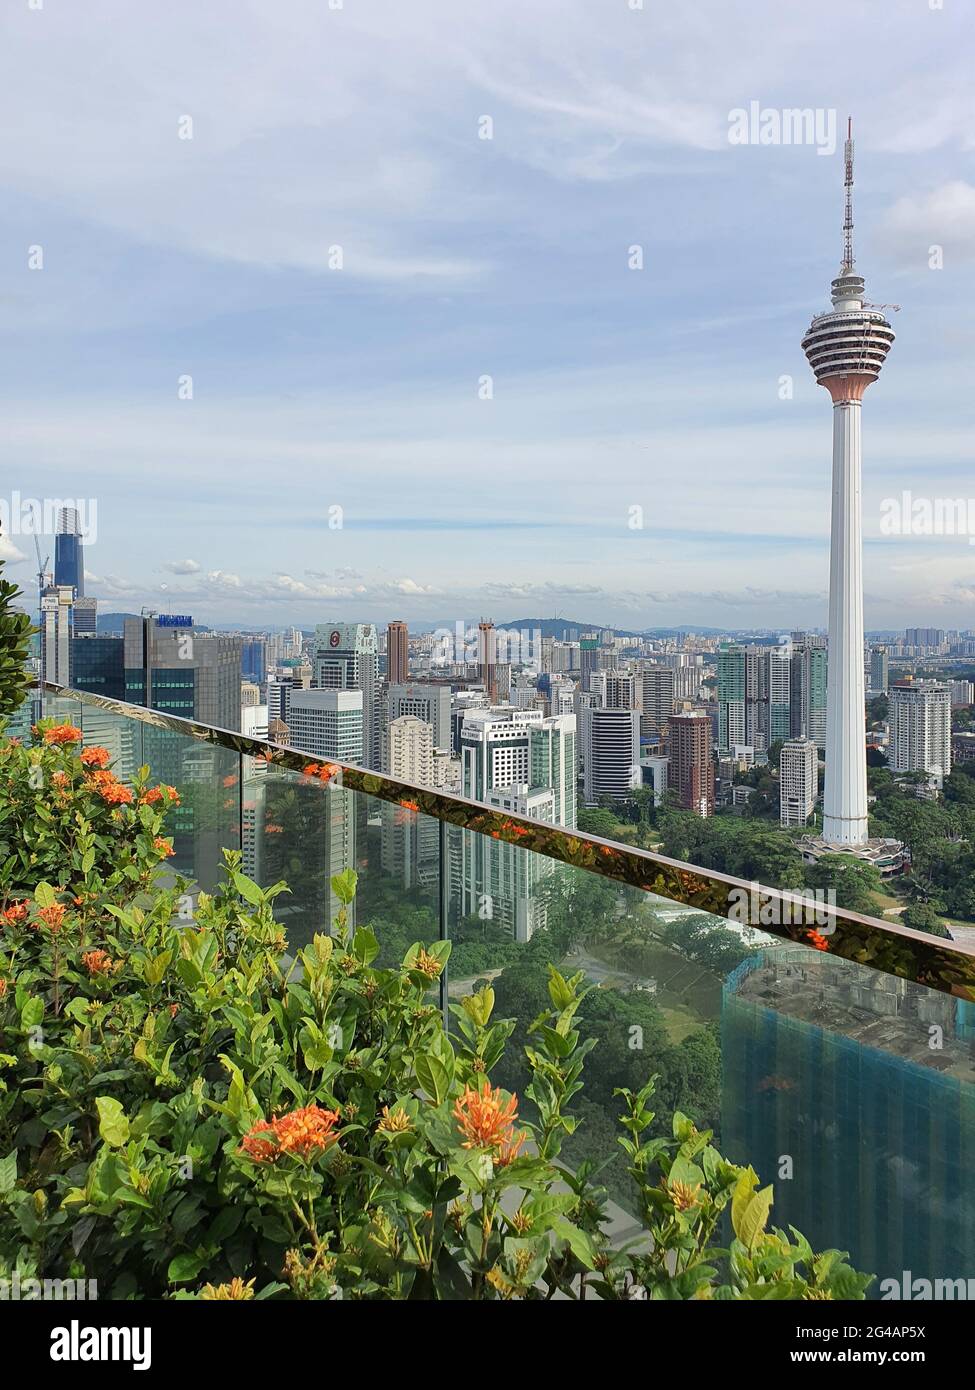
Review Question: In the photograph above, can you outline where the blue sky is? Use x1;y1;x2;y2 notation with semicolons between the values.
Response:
2;0;974;629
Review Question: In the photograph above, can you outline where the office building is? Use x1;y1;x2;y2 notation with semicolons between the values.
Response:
311;623;379;768
581;705;640;806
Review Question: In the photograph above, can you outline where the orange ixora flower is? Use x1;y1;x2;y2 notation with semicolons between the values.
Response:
807;929;830;952
1;901;29;926
97;779;134;806
42;724;82;745
275;1105;341;1158
51;770;70;787
36;903;66;933
154;837;175;857
81;949;113;975
241;1105;341;1163
161;785;181;805
79;746;111;769
139;786;163;805
398;798;420;812
240;1118;278;1163
453;1079;526;1165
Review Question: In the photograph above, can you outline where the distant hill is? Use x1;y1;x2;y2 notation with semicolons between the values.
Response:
496;618;729;640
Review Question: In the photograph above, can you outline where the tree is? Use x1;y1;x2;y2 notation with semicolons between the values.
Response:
901;902;953;940
867;694;889;726
0;557;34;718
806;854;884;915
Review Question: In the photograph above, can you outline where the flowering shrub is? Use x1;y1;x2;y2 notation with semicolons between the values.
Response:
0;724;872;1300
0;720;181;914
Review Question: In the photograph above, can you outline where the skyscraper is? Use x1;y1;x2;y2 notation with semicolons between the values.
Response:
53;506;84;597
477;620;498;703
386;620;409;685
801;122;895;846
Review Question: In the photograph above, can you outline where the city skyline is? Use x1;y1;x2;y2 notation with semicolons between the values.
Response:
3;1;975;628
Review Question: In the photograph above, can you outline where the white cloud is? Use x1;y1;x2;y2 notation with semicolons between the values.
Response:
162;558;201;575
0;536;27;564
882;181;975;264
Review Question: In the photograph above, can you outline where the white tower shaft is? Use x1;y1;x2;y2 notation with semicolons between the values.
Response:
823;399;868;844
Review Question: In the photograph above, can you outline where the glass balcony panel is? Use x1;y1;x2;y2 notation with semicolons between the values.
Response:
247;763;441;970
444;827;975;1293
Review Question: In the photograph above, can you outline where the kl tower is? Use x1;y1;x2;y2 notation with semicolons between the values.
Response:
801;121;895;849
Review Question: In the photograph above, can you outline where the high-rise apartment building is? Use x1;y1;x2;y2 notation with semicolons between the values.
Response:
717;645;746;752
869;647;889;696
888;680;951;782
579;634;600;692
790;635;828;753
386;715;434;784
641;665;676;737
780;738;819;827
591;670;639;710
667;710;715;817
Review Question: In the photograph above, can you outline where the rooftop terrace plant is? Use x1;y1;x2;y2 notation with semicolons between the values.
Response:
0;724;872;1301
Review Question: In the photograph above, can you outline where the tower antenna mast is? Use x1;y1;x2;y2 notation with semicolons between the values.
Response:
842;116;855;273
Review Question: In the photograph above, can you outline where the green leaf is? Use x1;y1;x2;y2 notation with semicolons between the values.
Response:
734;1183;774;1253
331;868;358;906
33;881;57;908
96;1096;130;1149
0;1150;17;1195
167;1253;206;1284
232;871;264;905
415;1053;452;1106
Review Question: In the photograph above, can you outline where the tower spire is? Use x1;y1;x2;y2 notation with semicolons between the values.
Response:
842;116;854;273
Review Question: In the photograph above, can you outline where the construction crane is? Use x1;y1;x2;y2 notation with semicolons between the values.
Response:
32;530;50;612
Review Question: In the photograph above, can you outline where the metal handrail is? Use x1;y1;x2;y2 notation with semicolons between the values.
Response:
34;682;975;1002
